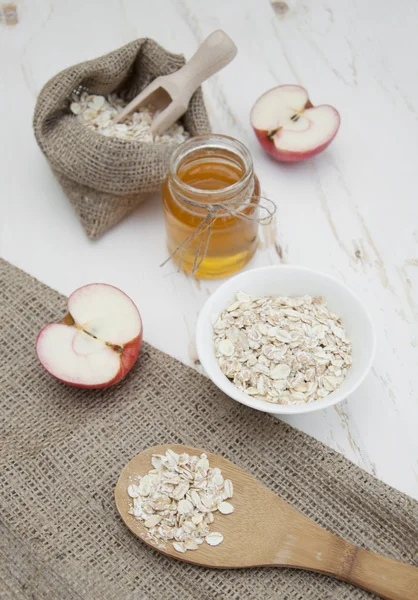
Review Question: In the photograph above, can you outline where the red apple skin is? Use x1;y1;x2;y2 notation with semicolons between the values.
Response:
252;116;340;163
115;331;143;385
35;317;143;390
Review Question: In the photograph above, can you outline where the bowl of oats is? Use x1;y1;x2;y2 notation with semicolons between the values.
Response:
196;265;375;414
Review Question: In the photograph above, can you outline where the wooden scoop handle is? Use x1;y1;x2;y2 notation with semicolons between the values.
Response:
170;30;237;96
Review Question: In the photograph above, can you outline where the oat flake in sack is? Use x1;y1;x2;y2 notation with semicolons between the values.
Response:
33;39;211;239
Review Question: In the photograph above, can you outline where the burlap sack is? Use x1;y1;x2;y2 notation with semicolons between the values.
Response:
33;39;211;239
1;258;417;600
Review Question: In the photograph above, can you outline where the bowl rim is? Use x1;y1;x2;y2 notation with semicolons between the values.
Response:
196;265;376;415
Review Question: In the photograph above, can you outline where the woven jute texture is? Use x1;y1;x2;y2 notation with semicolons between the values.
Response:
1;258;417;600
33;39;211;240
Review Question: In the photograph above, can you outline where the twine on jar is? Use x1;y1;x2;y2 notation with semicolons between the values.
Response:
160;193;277;275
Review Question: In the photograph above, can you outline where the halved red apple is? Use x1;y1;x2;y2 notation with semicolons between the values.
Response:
251;85;340;162
36;284;142;388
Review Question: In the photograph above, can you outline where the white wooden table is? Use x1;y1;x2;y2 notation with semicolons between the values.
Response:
1;0;417;500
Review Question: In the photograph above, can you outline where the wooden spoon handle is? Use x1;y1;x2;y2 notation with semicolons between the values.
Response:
171;30;237;95
289;540;418;600
274;522;418;600
343;546;418;600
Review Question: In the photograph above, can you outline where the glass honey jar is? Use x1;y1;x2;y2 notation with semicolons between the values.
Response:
162;134;261;279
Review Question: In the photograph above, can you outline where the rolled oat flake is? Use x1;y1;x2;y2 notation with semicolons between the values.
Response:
128;449;234;554
214;292;352;405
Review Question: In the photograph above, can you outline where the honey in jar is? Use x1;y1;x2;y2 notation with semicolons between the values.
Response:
162;134;260;278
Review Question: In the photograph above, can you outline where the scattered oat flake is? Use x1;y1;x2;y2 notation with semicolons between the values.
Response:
144;515;162;528
218;339;235;356
206;532;224;546
223;479;233;499
213;292;352;405
184;538;199;551
128;449;233;554
70;92;189;144
218;501;234;514
127;484;140;498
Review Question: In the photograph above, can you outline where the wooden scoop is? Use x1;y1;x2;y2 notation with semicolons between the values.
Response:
114;30;237;134
115;445;418;600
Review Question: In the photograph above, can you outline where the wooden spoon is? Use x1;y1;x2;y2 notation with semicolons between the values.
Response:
115;445;418;600
114;30;237;134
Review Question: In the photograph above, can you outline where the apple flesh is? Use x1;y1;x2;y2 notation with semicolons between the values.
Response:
250;85;340;162
36;284;142;388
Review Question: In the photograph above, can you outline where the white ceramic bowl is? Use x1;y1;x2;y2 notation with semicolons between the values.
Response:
196;265;376;415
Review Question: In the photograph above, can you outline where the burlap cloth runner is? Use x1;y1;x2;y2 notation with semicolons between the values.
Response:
33;39;211;240
0;258;417;600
